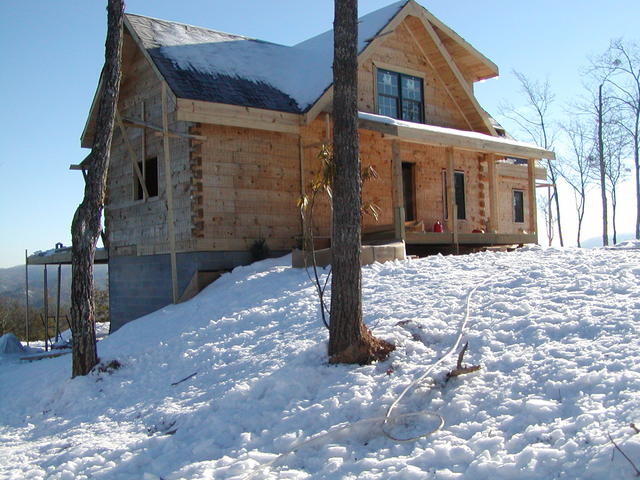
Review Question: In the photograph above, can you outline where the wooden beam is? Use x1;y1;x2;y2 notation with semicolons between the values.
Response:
358;117;556;160
116;111;148;200
446;147;456;240
528;158;538;236
418;15;498;135
400;22;474;131
176;98;301;134
392;141;406;241
298;135;305;234
121;116;207;141
497;162;547;180
487;154;498;233
161;83;179;304
407;2;498;80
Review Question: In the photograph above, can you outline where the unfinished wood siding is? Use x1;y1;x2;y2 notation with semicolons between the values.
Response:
302;118;494;237
496;172;532;234
358;17;470;131
192;124;301;251
396;144;486;232
106;32;193;256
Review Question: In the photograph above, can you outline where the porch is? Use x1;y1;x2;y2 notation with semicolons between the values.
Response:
358;113;555;249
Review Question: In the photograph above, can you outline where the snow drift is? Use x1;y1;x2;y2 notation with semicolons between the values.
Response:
0;244;639;479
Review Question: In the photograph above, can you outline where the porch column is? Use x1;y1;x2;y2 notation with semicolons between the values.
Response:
487;153;498;233
527;158;538;235
391;140;405;241
446;147;456;236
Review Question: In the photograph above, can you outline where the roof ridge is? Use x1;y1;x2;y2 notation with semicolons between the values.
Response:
124;12;286;47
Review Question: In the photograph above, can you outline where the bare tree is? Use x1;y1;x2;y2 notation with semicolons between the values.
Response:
560;121;595;247
579;67;621;247
70;0;124;377
597;40;640;240
329;0;393;364
538;192;554;247
602;122;630;244
500;71;564;245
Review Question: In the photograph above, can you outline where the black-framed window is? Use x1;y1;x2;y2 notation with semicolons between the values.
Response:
134;157;158;200
376;69;424;123
443;170;466;220
513;189;525;223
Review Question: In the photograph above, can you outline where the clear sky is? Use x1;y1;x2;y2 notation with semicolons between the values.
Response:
1;0;639;268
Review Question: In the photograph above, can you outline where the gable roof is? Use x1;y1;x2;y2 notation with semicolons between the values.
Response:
125;2;407;114
82;1;501;146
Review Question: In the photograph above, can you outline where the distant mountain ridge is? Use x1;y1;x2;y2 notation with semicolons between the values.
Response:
580;232;635;248
0;264;108;308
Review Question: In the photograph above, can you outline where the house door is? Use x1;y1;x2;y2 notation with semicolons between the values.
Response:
402;162;415;221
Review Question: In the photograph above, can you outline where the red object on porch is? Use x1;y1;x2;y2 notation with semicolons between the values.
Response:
433;221;443;232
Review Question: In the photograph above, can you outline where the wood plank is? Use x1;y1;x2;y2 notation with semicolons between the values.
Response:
408;2;498;80
358;118;555;159
122;116;207;141
391;141;405;241
176;98;301;134
528;158;538;236
446;147;455;234
405;231;537;245
497;162;547;180
416;16;497;135
487;153;498;233
161;83;179;304
116;111;149;200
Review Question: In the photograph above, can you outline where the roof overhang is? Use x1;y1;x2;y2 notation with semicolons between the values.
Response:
358;112;556;160
27;247;109;266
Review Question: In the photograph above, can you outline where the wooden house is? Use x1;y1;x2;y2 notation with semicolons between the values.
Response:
80;0;555;331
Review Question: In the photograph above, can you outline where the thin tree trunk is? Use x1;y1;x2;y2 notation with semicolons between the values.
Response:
611;189;618;245
634;134;640;240
598;84;609;246
70;0;124;377
549;169;564;247
329;0;393;364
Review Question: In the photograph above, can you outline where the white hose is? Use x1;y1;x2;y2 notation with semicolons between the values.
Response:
238;281;487;479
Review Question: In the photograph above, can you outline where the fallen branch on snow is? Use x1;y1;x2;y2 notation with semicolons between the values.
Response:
446;341;481;380
608;431;640;477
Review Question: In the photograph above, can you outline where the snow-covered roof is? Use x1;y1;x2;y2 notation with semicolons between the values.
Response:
125;2;407;113
358;112;556;160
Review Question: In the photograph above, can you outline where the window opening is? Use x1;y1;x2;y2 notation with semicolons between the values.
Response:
134;157;158;200
377;68;424;123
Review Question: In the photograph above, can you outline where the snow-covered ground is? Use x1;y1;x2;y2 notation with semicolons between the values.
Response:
0;244;639;479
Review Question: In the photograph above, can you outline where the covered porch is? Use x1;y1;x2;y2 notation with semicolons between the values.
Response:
358;113;555;250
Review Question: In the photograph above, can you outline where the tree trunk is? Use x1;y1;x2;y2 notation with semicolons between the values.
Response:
70;0;124;377
611;189;618;245
634;133;640;240
328;0;393;364
598;84;609;247
549;168;564;247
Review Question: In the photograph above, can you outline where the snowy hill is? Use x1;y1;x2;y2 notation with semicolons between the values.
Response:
0;244;639;479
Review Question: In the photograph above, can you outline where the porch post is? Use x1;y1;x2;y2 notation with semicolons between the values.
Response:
446;147;455;239
487;153;498;233
391;141;406;241
527;158;538;236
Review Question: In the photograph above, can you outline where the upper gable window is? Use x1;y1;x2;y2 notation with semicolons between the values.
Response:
376;69;424;123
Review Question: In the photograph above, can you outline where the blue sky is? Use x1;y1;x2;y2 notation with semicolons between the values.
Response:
1;0;639;267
